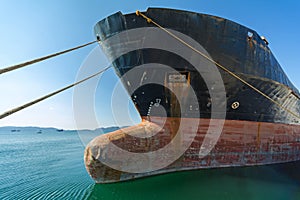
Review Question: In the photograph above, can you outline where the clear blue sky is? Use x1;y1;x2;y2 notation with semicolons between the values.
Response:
0;0;299;129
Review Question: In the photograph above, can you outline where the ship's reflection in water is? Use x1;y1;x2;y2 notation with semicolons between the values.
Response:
88;161;300;200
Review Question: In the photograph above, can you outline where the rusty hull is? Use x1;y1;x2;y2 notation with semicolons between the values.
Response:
84;117;300;183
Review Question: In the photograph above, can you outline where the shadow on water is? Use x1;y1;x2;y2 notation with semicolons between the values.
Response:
87;161;300;200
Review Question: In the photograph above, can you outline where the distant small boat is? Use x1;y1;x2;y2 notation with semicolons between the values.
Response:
56;129;64;132
11;129;20;132
36;130;42;134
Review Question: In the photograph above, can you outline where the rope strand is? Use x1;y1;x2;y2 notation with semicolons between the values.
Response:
0;40;97;75
136;10;300;120
0;66;111;119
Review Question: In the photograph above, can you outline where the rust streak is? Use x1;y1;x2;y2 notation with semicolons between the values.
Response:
257;122;261;148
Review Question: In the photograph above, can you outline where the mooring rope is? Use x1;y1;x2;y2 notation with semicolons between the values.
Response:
0;66;111;119
136;10;300;120
0;40;97;75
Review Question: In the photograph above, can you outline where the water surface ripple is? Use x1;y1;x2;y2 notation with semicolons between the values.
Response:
0;127;300;200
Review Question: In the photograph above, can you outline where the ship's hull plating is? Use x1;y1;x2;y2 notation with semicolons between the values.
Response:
84;8;300;183
85;118;300;183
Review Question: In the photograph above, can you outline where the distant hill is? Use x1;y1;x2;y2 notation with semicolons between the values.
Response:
0;126;122;133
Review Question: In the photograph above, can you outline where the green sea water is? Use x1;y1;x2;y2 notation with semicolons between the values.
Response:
1;127;300;200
